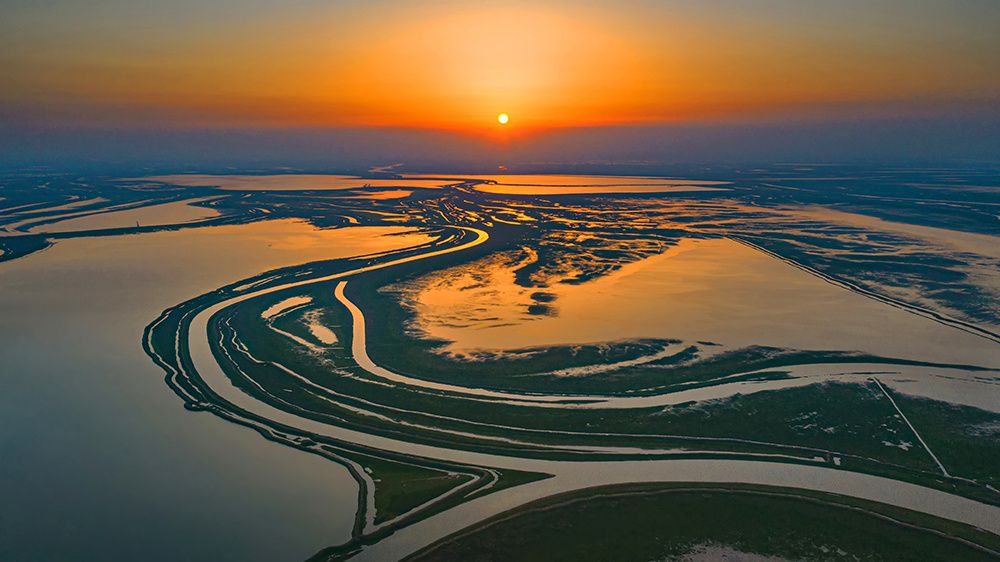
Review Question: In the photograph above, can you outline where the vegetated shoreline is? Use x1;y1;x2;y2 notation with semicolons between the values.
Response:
406;482;1000;561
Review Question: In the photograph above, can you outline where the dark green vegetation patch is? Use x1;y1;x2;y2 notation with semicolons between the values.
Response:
410;483;1000;562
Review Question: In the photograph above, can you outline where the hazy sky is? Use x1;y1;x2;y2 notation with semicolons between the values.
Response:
2;1;999;165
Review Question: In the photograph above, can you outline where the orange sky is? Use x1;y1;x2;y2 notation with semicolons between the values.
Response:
3;1;999;133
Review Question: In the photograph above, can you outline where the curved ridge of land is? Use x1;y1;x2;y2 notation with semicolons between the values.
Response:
128;173;1000;560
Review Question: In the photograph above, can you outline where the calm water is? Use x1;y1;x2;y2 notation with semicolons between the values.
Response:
3;184;998;560
135;174;453;191
0;219;431;561
405;237;998;367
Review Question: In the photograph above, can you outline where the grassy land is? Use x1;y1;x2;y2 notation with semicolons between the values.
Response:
408;483;1000;562
345;260;988;396
130;172;1000;561
359;455;471;524
213;287;1000;505
893;391;1000;490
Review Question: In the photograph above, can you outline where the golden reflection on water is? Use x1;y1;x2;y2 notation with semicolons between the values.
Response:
35;197;222;233
133;174;454;191
403;237;998;366
126;172;730;195
406;173;729;195
341;189;414;200
195;219;434;257
2;219;434;315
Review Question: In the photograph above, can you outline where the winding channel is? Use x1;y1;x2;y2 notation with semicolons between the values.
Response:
336;280;1000;413
182;225;1000;559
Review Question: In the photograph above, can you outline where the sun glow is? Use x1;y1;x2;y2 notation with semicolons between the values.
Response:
8;2;996;134
342;5;648;131
497;113;510;125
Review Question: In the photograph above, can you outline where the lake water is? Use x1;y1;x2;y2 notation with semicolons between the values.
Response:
0;219;432;561
134;174;454;191
404;237;999;368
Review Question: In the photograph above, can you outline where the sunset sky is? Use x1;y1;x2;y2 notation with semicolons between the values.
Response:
3;0;999;165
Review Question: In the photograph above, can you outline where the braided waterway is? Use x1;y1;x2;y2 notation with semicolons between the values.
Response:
179;223;1000;561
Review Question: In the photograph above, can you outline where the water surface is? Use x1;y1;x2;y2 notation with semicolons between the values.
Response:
0;219;432;561
135;174;454;191
404;237;998;367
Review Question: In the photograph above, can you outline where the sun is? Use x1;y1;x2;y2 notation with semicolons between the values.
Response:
497;112;510;125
